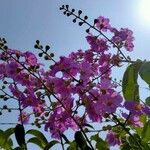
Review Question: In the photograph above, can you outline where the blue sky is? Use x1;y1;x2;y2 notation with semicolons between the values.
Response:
0;0;150;149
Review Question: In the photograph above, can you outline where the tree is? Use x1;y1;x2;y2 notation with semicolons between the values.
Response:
0;4;150;150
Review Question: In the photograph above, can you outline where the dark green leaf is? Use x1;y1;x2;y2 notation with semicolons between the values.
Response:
122;61;142;101
67;141;77;150
91;134;109;150
139;61;150;85
141;141;150;150
0;128;14;149
142;121;150;142
27;137;44;149
26;129;48;145
121;143;132;150
84;123;94;129
135;115;147;136
15;124;25;147
44;140;59;150
13;147;25;150
0;129;5;146
61;133;70;144
146;97;150;106
74;131;91;150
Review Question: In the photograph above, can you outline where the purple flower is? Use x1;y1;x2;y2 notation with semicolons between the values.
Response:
86;35;109;53
111;28;134;51
24;51;38;66
95;16;111;32
122;113;143;127
101;89;123;114
18;112;30;124
124;101;143;115
106;131;121;146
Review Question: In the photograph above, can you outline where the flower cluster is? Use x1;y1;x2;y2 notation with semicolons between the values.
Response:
0;15;149;149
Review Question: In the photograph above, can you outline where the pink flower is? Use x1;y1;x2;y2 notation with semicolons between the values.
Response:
111;28;134;51
106;131;121;146
24;51;38;66
0;63;6;79
33;104;45;115
45;107;78;139
5;61;20;78
18;112;30;124
95;16;111;32
86;35;109;53
124;101;143;115
124;101;150;116
122;113;143;127
99;89;122;114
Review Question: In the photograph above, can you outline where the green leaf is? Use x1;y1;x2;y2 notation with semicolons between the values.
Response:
122;61;142;101
61;134;70;144
27;137;44;149
0;130;5;146
142;121;150;142
0;128;14;149
128;134;141;149
141;141;150;150
26;129;48;145
4;128;14;141
74;131;91;150
84;124;94;130
121;143;132;150
67;141;77;150
13;147;25;150
91;134;109;150
146;97;150;106
135;115;147;136
15;124;25;147
44;140;59;150
139;61;150;85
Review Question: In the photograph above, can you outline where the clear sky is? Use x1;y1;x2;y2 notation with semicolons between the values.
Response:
0;0;150;149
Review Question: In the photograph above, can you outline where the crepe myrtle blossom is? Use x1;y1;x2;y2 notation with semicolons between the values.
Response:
124;101;150;116
44;107;79;139
0;13;136;144
122;113;143;128
94;89;123;115
111;28;134;51
95;16;111;32
86;35;109;53
106;131;121;146
24;51;38;66
18;112;30;124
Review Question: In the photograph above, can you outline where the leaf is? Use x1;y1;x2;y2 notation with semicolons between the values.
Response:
26;129;48;145
44;140;59;150
61;133;70;144
135;115;147;136
146;97;150;106
121;143;132;150
128;134;141;148
142;121;150;142
67;141;77;150
15;124;25;147
0;129;5;146
91;134;109;150
13;147;25;150
4;128;14;141
0;128;14;149
84;123;94;129
74;131;91;150
141;141;150;150
122;61;142;101
139;61;150;85
27;137;44;149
